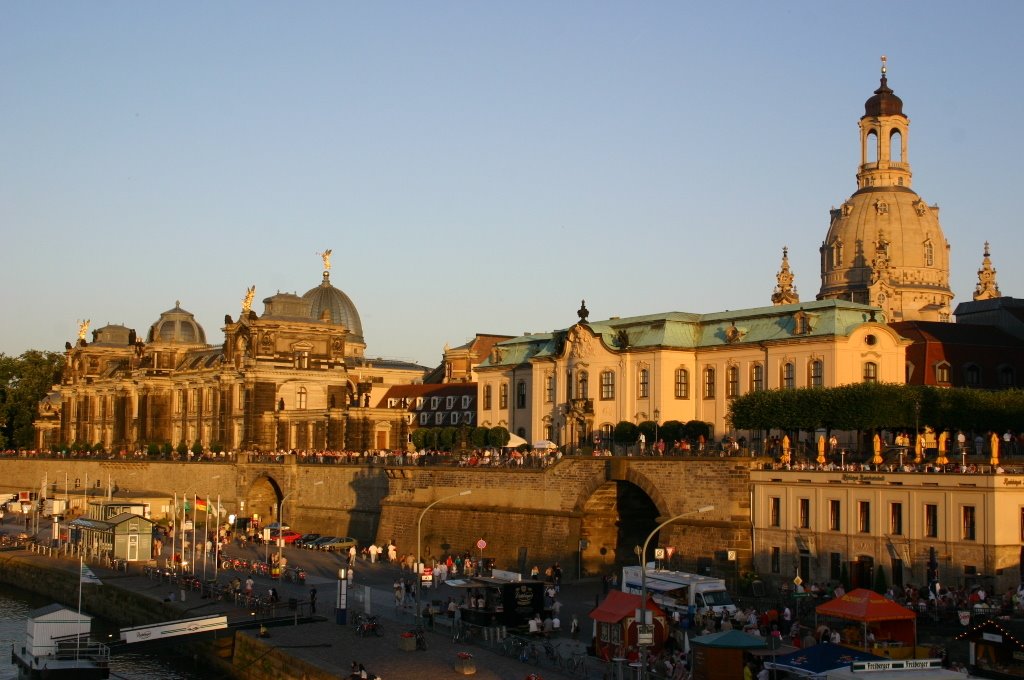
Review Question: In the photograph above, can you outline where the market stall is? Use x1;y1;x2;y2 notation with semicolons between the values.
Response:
814;589;917;659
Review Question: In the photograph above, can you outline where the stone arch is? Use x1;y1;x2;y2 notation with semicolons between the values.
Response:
244;473;284;526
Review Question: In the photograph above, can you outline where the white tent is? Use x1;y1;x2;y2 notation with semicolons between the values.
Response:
532;440;558;450
505;433;527;448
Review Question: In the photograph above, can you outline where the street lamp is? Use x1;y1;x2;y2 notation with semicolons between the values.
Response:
416;489;472;626
278;481;323;579
639;505;714;680
653;409;660;453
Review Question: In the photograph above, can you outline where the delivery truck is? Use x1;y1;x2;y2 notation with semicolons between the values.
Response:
622;563;737;618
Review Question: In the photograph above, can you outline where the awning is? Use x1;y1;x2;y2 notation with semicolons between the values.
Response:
795;533;817;558
505;433;527;448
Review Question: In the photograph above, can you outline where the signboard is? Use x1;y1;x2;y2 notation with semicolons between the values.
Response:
637;624;654;646
121;615;227;644
727;550;737;561
476;539;487;550
421;566;433;586
850;659;942;672
654;548;665;560
793;575;803;587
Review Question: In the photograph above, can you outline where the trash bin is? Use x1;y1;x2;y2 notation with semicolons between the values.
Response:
335;607;347;625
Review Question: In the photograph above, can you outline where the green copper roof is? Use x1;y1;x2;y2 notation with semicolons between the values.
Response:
478;299;884;368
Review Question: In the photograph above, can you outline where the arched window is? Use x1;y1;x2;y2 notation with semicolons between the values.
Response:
600;370;615;400
934;362;950;384
499;383;508;409
782;362;795;389
866;130;878;163
833;240;844;268
577;371;589;400
483;384;492;410
751;363;764;392
703;367;716;399
863;362;878;383
726;365;739;398
924;240;934;267
999;366;1015;388
965;365;981;388
674;368;689;399
516;380;527;409
638;368;649;398
297;387;307;410
889;129;902;162
809;360;823;388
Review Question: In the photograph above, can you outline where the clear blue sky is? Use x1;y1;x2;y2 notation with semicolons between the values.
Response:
2;2;1022;367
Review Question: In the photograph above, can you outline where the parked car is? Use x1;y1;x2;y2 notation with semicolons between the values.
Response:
296;533;321;548
264;522;290;532
310;536;337;550
319;536;358;552
270;530;302;544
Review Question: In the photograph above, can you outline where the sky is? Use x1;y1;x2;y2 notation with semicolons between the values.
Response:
2;2;1023;367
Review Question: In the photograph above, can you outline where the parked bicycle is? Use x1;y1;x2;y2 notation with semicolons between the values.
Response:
354;613;384;637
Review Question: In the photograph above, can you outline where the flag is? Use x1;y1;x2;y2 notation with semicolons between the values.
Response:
195;498;208;512
80;562;102;586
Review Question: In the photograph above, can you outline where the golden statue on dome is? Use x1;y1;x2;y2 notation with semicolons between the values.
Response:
242;285;256;313
77;319;90;340
318;249;333;272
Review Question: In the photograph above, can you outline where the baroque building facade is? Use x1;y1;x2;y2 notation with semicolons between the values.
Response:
35;255;428;453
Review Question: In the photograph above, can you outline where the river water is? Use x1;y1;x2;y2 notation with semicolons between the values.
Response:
0;582;217;680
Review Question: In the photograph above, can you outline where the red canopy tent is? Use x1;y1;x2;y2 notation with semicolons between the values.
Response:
589;590;668;661
815;589;917;652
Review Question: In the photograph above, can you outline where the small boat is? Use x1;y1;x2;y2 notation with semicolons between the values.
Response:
10;603;110;679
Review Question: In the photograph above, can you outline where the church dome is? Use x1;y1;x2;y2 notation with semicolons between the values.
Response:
302;272;364;343
864;73;904;118
92;324;135;346
146;302;207;344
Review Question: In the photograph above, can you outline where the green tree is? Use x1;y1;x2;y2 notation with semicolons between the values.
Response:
682;420;711;441
0;350;65;449
470;426;489;448
487;427;510;448
190;441;204;457
659;420;686;445
613;421;639;445
438;426;457;451
176;441;189;457
147;442;161;457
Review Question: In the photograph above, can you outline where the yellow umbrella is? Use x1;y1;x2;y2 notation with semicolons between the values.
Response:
936;431;949;465
914;433;923;464
872;433;883;465
817;435;826;465
781;435;791;465
991;432;1000;466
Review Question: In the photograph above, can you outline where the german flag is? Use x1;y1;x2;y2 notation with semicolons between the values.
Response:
195;498;208;512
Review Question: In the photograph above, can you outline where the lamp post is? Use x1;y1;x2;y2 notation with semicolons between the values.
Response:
639;505;714;680
416;489;472;626
278;481;323;579
653;409;660;454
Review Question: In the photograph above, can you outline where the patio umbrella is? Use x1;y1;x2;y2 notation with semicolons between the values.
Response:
872;433;883;465
936;431;949;465
991;432;1000;466
817;435;826;465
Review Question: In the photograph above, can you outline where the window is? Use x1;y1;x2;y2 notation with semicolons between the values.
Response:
935;363;950;383
858;501;871;533
925;504;938;538
577;371;589;399
965;365;981;387
434;412;443;425
499;384;508;409
566;370;573;399
294;351;309;369
863;362;878;383
600;371;615;400
431;397;440;409
783;362;795;389
450;412;460;425
189;389;198;413
890;502;903;536
674;368;689;399
726;365;740;398
703;368;716;399
463;411;473;425
962;506;976;541
771;547;781;574
798;498;810;529
830;553;842;581
769;497;781;527
638;368;649;399
751;364;764;392
516;381;527;409
829;500;841;531
446;396;455;409
237;386;245;410
462;396;471;409
924;241;934;267
809;360;823;388
419;412;429;425
483;385;492;410
297;387;307;410
833;240;844;267
544;374;555;403
999;366;1015;388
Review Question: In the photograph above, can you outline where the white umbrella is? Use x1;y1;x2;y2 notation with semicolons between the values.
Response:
505;433;527;448
532;440;558;450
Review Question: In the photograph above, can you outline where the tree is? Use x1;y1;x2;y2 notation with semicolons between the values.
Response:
487;427;510;448
190;440;204;458
438;426;457;451
0;350;64;449
470;426;489;448
613;421;639;445
659;420;686;445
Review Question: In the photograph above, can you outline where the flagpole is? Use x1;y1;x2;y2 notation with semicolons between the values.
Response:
191;494;198;572
171;492;177;571
77;556;84;662
202;496;209;580
214;495;221;580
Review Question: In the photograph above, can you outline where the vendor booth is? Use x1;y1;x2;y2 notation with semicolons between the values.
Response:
955;617;1024;677
815;589;917;659
588;590;668;661
444;576;546;628
691;629;767;680
69;512;154;562
763;642;886;678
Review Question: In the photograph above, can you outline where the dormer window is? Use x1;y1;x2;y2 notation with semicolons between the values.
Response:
462;396;471;409
446;396;455;409
924;240;934;267
431;397;440;410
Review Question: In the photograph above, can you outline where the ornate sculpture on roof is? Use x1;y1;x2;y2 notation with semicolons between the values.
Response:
318;249;333;272
241;285;256;314
771;246;800;306
568;325;592;360
973;241;1002;301
577;299;589;323
77;319;90;341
